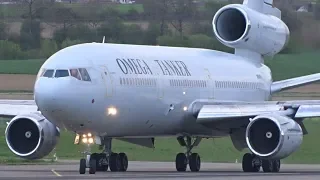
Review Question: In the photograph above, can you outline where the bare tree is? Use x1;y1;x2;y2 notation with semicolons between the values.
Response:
141;0;170;36
167;0;196;36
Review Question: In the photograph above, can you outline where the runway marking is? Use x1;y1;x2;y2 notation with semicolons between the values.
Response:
51;169;62;177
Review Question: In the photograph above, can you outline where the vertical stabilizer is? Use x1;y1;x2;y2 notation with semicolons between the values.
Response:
243;0;281;18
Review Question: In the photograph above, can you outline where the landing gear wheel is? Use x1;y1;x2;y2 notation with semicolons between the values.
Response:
119;153;128;172
189;153;201;172
262;159;273;172
109;153;121;172
79;158;86;174
97;153;108;171
89;158;96;174
272;160;280;172
242;153;260;172
175;153;187;172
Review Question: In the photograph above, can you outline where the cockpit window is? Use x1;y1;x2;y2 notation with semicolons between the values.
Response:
55;70;69;78
79;68;91;81
70;69;82;80
42;69;54;77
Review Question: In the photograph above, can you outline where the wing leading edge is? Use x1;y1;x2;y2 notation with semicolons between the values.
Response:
271;73;320;94
0;100;38;118
193;100;320;125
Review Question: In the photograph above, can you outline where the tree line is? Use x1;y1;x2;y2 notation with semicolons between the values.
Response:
0;0;318;60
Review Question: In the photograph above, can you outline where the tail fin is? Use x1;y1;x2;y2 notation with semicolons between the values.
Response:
243;0;281;18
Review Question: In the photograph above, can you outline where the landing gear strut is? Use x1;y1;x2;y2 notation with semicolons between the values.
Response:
78;135;129;174
242;153;281;173
175;136;202;172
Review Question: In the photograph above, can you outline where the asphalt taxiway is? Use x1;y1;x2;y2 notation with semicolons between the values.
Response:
1;161;320;180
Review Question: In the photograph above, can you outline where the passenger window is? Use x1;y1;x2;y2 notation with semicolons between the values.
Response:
55;70;69;78
43;69;54;78
79;68;91;81
70;69;82;80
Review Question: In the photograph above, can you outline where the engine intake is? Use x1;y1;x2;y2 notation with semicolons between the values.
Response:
5;112;60;160
215;8;247;42
246;114;303;159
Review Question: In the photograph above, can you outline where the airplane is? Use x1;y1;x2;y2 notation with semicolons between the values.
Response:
1;0;320;174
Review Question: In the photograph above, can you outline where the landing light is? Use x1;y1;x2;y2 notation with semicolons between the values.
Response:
81;133;95;144
88;138;94;144
183;106;188;111
108;107;117;116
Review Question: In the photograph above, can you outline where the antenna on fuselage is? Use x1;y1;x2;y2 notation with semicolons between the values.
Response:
102;36;106;43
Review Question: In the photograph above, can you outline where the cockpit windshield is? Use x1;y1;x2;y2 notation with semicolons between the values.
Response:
43;69;54;77
79;68;91;81
40;68;91;82
55;70;69;78
70;69;81;80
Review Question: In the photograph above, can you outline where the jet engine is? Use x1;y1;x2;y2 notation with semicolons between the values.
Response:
245;114;303;160
212;4;290;56
5;112;60;160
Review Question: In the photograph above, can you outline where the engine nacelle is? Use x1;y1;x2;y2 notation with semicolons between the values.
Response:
5;112;60;160
212;4;290;56
246;114;303;160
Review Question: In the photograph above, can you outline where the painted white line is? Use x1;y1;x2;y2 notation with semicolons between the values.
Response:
51;169;62;177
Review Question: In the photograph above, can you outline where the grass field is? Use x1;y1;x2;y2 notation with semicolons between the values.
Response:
0;52;319;81
0;118;320;164
0;59;44;75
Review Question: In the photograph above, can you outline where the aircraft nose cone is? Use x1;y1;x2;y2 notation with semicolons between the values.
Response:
34;78;67;111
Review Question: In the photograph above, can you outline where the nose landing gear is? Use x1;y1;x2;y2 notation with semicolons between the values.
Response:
76;134;129;174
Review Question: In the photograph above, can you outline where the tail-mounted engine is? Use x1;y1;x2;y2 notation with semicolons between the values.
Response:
5;112;60;160
245;114;303;159
212;4;290;57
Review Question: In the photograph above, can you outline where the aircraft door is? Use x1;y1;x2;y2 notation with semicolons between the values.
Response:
157;73;164;99
204;68;214;99
99;65;113;97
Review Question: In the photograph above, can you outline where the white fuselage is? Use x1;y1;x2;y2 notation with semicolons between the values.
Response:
34;43;273;138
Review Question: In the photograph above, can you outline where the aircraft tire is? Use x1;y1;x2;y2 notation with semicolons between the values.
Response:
109;153;121;172
175;153;187;172
79;158;86;174
262;159;273;172
189;153;201;172
272;160;281;172
242;153;260;172
97;153;108;172
89;158;96;174
119;153;128;172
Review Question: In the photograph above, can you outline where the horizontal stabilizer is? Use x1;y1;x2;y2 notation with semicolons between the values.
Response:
271;73;320;94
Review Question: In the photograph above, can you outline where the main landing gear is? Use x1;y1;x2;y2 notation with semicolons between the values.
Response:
175;136;202;172
77;134;129;174
242;153;281;173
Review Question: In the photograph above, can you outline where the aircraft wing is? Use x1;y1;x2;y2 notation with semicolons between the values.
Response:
192;100;320;125
0;100;38;118
271;73;320;94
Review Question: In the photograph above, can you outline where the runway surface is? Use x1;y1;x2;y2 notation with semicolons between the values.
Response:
1;161;320;180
